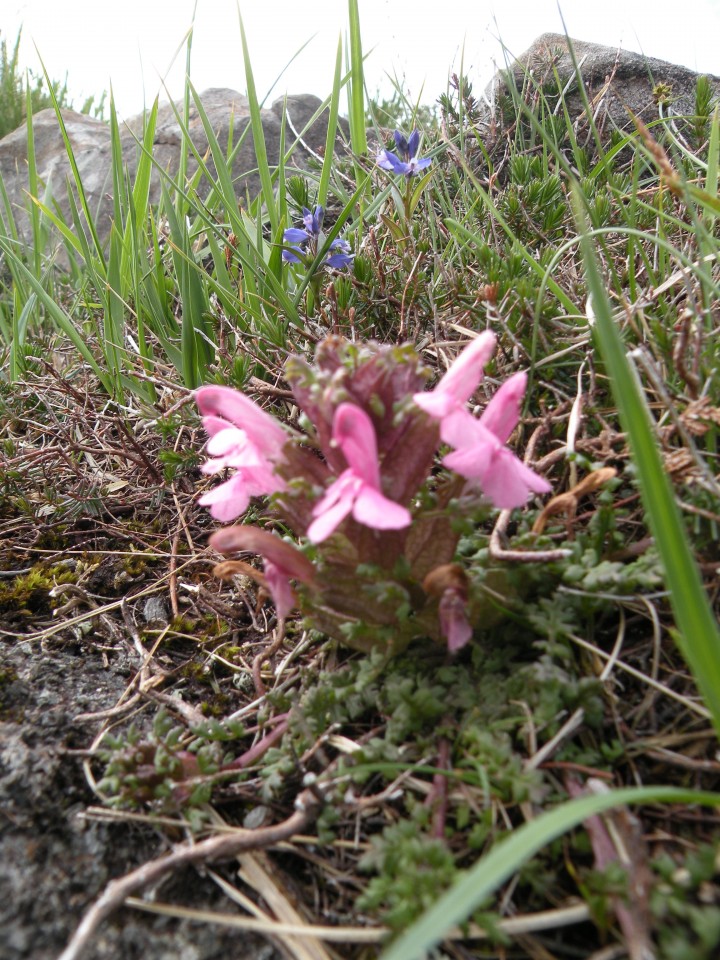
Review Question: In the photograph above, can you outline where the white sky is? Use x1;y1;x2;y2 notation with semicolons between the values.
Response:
4;0;720;120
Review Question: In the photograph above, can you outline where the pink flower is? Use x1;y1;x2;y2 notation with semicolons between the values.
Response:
441;372;551;509
413;331;496;419
196;386;288;522
439;588;473;652
423;564;473;653
209;526;315;620
307;403;412;543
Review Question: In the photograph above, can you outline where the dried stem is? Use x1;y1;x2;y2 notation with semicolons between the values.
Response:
57;786;324;960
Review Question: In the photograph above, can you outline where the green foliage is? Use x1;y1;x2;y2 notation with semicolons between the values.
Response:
366;87;438;132
96;709;232;814
359;817;457;929
693;75;716;145
652;845;720;960
0;27;105;140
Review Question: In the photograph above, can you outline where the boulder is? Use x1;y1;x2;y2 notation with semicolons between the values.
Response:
0;89;343;263
483;34;720;146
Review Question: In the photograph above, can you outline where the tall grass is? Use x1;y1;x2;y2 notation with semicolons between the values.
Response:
0;12;372;397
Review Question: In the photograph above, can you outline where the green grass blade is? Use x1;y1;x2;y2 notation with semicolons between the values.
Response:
9;286;35;378
37;53;105;262
381;786;720;960
572;184;720;735
24;85;44;275
175;17;196;221
346;0;367;156
237;12;278;236
0;235;113;392
317;38;344;210
704;107;719;225
162;184;212;389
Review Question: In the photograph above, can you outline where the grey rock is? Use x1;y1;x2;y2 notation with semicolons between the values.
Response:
482;34;720;145
142;595;170;627
0;89;344;264
0;639;282;960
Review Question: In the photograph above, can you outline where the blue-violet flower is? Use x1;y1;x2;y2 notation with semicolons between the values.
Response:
282;205;353;270
377;129;432;177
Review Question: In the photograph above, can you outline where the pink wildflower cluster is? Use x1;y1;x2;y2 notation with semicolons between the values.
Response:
196;335;550;654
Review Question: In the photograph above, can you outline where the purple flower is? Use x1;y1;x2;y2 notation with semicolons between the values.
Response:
210;526;315;620
440;373;552;509
307;403;412;543
414;340;550;509
413;332;497;420
282;204;353;270
196;385;288;522
377;129;432;177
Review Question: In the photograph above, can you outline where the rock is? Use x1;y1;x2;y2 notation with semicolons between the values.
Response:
142;595;169;628
0;639;283;960
0;90;344;264
482;34;720;147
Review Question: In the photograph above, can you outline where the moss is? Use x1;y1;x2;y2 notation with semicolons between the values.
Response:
199;695;233;718
0;562;78;615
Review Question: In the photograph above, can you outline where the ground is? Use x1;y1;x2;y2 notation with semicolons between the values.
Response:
2;290;720;960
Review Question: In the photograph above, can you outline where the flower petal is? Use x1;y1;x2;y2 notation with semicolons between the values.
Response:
205;426;253;460
201;414;233;438
393;130;409;155
439;589;473;652
442;439;495;479
324;252;354;269
307;493;355;543
409;156;432;174
332;404;381;487
412;390;459;418
435;332;497;406
209;526;315;585
377;150;410;175
264;560;296;619
473;449;551;509
198;474;252;522
196;385;287;454
438;407;494;448
479;371;526;443
283;227;310;245
352;484;412;530
413;332;496;418
302;206;323;235
407;129;420;158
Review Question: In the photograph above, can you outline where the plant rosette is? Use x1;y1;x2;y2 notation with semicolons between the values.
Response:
196;335;551;654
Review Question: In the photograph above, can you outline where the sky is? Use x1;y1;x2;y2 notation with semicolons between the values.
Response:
4;0;720;120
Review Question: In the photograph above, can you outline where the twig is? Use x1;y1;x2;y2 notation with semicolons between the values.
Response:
57;786;324;960
222;715;291;771
252;620;287;696
489;508;572;563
